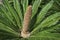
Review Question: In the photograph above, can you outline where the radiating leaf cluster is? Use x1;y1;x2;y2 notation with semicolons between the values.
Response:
0;0;60;40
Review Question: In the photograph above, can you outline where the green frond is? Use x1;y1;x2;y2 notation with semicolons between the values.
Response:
0;14;19;32
13;0;23;22
30;32;60;40
32;0;41;18
31;12;60;34
44;24;60;32
3;0;21;28
0;5;16;26
0;23;19;37
21;0;28;14
36;0;54;24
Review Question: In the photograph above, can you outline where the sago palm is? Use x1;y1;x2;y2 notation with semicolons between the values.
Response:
0;0;60;40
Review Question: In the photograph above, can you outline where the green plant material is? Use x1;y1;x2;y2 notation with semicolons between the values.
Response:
21;0;28;14
0;23;19;37
54;0;60;6
0;5;16;26
0;14;19;32
31;12;60;34
30;32;60;40
0;0;60;40
36;0;54;24
3;0;21;28
13;0;23;22
45;24;60;32
32;0;41;18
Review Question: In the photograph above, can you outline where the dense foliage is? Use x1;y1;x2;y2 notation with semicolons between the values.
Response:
0;0;60;40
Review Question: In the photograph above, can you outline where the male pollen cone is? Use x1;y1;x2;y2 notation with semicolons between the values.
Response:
21;5;32;38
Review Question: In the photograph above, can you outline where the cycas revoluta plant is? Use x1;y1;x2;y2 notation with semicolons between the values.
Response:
0;0;60;40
